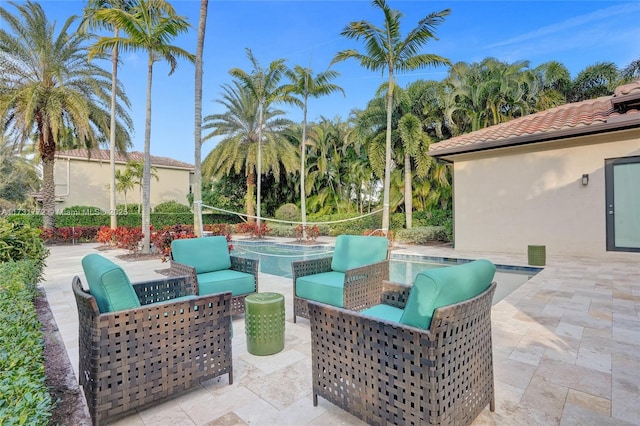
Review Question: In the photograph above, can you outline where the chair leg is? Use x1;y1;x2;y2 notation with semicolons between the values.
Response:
229;371;233;385
490;394;495;412
313;393;318;407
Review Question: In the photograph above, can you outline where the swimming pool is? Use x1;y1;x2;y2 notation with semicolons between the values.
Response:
231;240;541;304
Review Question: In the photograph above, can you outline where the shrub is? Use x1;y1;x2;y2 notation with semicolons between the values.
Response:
269;224;296;238
0;219;49;269
395;226;449;244
0;260;53;425
274;203;300;222
112;226;144;252
39;226;100;244
154;200;191;213
152;224;196;261
295;224;320;242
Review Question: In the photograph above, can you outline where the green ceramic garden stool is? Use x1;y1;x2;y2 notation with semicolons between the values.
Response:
245;292;285;356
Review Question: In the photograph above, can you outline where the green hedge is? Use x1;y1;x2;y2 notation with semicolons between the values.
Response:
0;260;52;425
6;212;241;228
395;226;449;244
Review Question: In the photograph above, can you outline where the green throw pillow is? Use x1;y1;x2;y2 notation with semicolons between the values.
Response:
330;235;388;272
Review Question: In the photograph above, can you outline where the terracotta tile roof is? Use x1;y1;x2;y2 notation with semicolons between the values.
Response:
429;80;640;157
55;148;194;170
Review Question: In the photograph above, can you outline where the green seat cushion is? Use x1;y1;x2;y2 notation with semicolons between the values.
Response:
197;269;255;296
399;259;496;330
330;235;388;273
295;271;345;307
81;253;141;313
171;236;231;274
360;304;404;323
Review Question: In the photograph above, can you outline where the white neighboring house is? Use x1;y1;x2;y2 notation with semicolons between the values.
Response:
429;80;640;259
52;149;194;212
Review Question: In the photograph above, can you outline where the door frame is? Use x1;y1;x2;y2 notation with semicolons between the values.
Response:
605;155;640;252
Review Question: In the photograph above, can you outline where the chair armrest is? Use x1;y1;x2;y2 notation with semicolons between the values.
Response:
132;275;196;305
342;259;390;311
230;255;259;292
169;260;199;292
292;256;333;280
380;280;412;309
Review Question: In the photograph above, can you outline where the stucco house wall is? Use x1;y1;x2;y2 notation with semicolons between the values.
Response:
451;129;640;257
54;149;194;212
430;80;640;259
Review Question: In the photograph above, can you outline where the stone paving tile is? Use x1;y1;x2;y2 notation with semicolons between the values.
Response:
41;241;640;425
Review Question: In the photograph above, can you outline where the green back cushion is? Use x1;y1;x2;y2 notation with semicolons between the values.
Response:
330;235;388;273
171;236;231;273
81;253;141;313
399;259;496;330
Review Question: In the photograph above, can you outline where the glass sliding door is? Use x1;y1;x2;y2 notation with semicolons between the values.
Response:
605;156;640;252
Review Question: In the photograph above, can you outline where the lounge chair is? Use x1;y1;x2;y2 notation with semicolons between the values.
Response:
308;259;497;425
291;234;389;323
169;236;258;315
73;253;233;425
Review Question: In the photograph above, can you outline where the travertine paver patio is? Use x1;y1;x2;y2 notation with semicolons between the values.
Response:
41;239;640;425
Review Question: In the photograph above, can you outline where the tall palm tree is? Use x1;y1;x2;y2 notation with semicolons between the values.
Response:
284;65;343;236
0;1;132;228
82;0;136;230
89;0;195;253
193;0;208;237
229;48;301;227
202;82;298;221
332;0;450;234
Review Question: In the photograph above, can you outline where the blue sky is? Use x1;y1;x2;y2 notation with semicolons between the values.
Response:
6;0;640;164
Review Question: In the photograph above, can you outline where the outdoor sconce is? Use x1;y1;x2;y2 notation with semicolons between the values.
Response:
582;174;589;186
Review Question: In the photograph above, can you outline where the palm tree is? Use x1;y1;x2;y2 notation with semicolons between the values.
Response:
89;0;195;253
332;0;451;234
114;167;135;208
228;48;301;227
0;137;39;205
0;1;132;228
202;82;298;221
284;65;343;236
82;0;136;230
193;0;208;237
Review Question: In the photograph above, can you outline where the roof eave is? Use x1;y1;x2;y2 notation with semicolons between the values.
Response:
429;115;640;159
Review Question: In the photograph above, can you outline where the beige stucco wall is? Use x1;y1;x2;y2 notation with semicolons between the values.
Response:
450;128;640;258
54;158;192;212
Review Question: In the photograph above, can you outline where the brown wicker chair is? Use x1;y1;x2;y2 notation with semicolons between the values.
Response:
169;236;259;316
73;275;233;425
308;279;497;425
291;235;389;323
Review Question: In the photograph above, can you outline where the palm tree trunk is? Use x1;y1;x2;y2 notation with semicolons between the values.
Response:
300;93;308;239
193;0;208;237
41;154;56;229
142;53;154;254
109;33;119;230
381;74;394;235
256;103;263;228
404;151;412;229
246;171;256;223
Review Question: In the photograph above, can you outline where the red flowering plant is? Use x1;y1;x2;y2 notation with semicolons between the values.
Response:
294;224;320;242
151;224;196;262
112;226;143;252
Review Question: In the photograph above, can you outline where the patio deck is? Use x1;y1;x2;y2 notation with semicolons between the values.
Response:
41;239;640;425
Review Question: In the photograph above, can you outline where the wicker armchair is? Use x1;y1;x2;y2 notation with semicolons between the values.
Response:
291;235;390;323
169;236;259;315
308;267;497;425
73;274;233;425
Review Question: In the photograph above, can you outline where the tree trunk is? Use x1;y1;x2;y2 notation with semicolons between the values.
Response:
38;119;56;229
300;93;308;239
404;151;412;229
381;73;394;235
109;33;119;230
193;0;208;237
141;53;154;254
246;171;256;223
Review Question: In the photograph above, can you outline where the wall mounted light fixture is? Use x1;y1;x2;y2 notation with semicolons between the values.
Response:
582;174;589;186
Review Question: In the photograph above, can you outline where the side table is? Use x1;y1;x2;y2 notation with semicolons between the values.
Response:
245;292;285;356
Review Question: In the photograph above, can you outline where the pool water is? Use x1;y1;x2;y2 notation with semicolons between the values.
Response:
231;241;540;304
